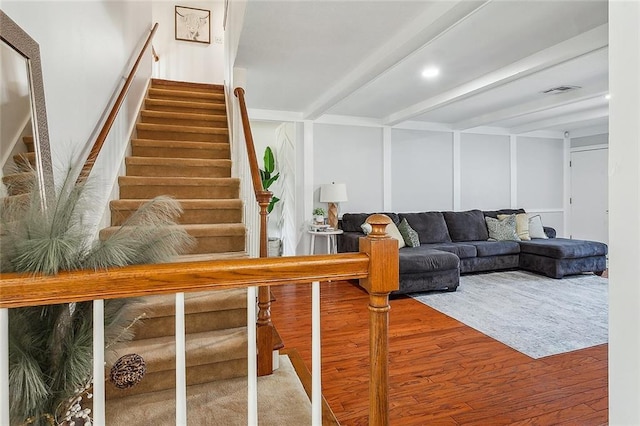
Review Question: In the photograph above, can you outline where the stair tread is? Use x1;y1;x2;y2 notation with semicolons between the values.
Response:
136;288;247;319
119;176;239;185
137;122;228;135
141;110;227;121
125;157;231;167
111;327;248;373
174;252;249;262
102;222;245;232
145;98;225;110
111;199;242;209
131;139;229;148
148;87;224;100
151;78;224;92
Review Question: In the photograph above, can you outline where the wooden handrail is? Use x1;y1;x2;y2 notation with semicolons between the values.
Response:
76;23;159;184
234;86;275;376
233;87;264;196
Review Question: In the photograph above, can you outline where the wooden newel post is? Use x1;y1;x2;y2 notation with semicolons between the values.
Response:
257;190;274;376
359;214;399;426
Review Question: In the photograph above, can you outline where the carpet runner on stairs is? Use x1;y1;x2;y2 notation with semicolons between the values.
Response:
104;79;258;423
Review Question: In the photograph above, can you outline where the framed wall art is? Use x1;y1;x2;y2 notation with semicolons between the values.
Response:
175;5;211;44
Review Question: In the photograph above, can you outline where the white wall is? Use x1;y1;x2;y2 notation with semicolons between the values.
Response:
460;133;511;210
391;129;453;212
609;1;640;422
313;124;384;214
152;1;225;84
572;133;608;148
2;2;153;233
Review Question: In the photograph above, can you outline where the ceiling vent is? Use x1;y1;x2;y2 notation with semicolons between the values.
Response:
541;85;582;94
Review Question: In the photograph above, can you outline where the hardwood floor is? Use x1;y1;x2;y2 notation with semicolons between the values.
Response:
271;280;608;425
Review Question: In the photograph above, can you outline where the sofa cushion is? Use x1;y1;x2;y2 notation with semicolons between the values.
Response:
421;242;477;259
398;218;420;247
518;238;608;259
443;210;489;242
528;215;548;239
467;240;521;257
485;215;521;241
483;208;526;219
401;212;451;244
385;220;406;249
341;212;399;232
399;247;459;274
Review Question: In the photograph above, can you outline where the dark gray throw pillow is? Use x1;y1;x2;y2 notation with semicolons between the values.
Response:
398;218;420;247
443;210;489;242
400;212;451;244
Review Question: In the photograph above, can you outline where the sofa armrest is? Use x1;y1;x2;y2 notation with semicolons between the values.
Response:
337;231;363;253
544;226;556;239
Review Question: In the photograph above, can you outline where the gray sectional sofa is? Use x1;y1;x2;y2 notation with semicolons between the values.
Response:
337;209;607;295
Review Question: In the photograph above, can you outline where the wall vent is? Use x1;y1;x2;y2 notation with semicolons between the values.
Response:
541;85;581;94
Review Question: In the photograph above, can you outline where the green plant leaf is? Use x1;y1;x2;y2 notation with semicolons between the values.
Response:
263;172;280;190
263;146;275;174
267;196;281;214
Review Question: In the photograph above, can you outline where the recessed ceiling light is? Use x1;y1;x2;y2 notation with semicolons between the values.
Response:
421;67;440;79
605;94;611;100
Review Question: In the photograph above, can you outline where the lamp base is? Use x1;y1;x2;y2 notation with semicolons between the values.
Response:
327;202;339;229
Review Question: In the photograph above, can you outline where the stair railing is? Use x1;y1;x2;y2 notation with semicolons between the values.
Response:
233;87;276;376
76;22;159;184
0;215;399;426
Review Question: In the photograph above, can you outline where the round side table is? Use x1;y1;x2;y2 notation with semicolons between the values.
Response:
308;229;344;254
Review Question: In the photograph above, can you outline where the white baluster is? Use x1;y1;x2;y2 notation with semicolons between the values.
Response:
311;281;321;425
1;308;10;425
93;300;106;425
176;293;187;425
247;286;258;425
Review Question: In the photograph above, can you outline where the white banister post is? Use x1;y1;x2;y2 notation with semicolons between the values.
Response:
247;286;258;425
176;293;187;425
1;308;10;425
93;300;106;425
311;281;322;425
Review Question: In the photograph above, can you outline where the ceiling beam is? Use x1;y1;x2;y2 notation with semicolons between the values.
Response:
302;0;491;120
453;79;609;130
510;107;609;134
384;24;609;126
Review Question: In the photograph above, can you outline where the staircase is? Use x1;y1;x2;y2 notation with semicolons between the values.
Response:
104;79;252;422
1;136;36;209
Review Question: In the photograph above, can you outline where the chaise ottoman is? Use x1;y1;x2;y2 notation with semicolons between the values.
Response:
396;247;460;295
518;238;608;279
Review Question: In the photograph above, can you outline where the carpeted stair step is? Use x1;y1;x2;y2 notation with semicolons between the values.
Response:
12;152;35;169
125;157;231;178
110;199;242;226
140;110;227;128
151;78;224;94
132;289;247;340
147;87;225;104
131;139;230;160
118;176;239;199
106;327;248;399
99;223;246;254
22;135;34;152
2;171;35;196
136;122;229;143
144;98;226;115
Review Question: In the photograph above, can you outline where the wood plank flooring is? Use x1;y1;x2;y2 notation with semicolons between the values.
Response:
271;280;608;425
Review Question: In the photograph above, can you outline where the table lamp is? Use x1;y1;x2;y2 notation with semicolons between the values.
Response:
320;183;348;229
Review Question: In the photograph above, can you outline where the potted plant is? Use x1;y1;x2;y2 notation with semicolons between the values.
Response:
313;207;326;224
260;146;282;256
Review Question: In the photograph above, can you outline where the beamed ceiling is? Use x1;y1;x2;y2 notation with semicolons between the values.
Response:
234;0;609;135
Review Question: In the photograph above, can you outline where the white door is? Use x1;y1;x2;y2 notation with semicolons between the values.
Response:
570;148;608;245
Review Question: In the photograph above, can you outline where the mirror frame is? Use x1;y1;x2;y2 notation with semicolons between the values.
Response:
1;10;54;205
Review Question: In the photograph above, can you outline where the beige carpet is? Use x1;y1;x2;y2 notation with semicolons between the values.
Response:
105;355;311;425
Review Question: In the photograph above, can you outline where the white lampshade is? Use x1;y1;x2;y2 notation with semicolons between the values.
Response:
320;183;348;203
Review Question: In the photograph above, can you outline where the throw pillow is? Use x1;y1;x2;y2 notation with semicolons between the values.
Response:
384;217;406;249
498;213;530;241
361;223;372;235
528;215;549;239
485;215;521;241
397;218;420;247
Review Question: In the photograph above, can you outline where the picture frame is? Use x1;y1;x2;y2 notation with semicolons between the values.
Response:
175;5;211;44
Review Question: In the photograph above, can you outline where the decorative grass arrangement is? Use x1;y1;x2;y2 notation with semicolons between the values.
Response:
1;168;194;425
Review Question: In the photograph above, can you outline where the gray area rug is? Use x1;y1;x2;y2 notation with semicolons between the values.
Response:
412;270;608;358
